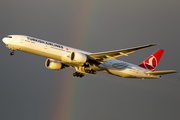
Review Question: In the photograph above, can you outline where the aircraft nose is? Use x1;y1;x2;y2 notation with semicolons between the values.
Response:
2;38;11;44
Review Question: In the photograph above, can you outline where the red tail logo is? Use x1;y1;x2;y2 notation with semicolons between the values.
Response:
139;49;164;71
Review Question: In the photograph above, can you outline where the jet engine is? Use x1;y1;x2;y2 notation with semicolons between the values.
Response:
45;58;63;70
70;52;87;65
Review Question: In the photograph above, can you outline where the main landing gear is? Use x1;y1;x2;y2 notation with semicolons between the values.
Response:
85;69;96;74
73;69;96;78
73;72;84;78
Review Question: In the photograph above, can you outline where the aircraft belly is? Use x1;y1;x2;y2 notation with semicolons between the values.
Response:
106;68;159;78
11;44;63;61
109;69;137;78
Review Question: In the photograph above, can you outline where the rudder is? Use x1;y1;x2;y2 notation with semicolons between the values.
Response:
139;49;164;71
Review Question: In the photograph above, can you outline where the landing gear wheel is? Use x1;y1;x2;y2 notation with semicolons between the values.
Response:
79;73;84;78
90;70;94;74
85;69;96;74
73;72;77;76
73;72;85;78
10;52;14;56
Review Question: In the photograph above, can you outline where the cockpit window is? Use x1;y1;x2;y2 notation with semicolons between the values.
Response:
7;36;12;38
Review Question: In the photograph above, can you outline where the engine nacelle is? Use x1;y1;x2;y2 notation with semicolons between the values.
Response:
45;59;62;70
71;52;87;65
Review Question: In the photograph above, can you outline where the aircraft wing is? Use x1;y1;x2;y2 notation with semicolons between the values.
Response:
88;44;157;61
146;70;177;75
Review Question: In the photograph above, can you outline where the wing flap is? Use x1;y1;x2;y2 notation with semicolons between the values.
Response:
88;44;157;60
146;70;177;75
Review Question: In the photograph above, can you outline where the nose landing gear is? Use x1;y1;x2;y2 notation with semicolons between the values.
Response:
10;51;14;56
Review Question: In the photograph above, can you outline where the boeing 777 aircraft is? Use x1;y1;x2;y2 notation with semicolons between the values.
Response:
2;35;177;79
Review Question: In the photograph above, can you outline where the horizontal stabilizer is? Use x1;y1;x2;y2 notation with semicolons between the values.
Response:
146;70;177;75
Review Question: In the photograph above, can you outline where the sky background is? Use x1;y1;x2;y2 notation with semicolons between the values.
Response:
0;0;180;120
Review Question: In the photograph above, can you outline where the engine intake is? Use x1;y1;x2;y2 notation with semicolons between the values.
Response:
71;52;87;65
45;59;62;70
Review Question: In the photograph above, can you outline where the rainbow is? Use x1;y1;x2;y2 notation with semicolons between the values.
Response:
52;1;101;120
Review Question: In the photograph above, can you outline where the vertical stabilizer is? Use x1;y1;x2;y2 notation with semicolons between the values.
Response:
139;49;164;71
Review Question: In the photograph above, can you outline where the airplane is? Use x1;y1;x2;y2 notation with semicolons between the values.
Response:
2;35;177;79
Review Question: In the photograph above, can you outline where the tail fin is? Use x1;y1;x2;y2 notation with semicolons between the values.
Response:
139;49;164;71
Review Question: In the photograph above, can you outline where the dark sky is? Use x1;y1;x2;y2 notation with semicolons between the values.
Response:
0;0;180;120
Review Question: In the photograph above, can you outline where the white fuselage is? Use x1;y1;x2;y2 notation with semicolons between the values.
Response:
2;35;160;79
